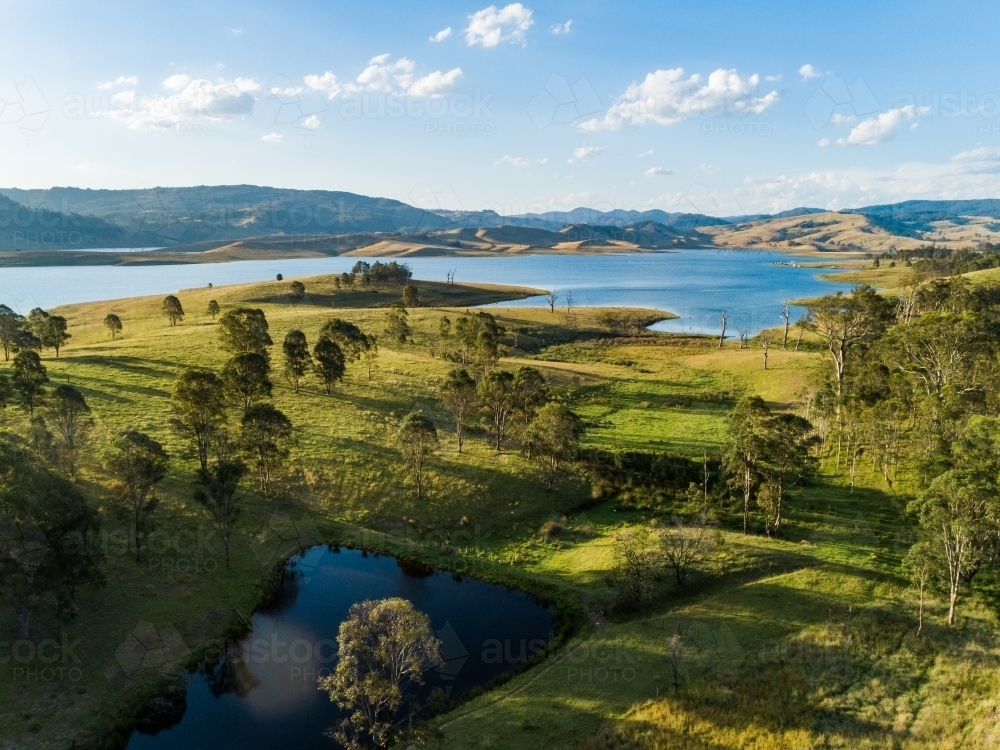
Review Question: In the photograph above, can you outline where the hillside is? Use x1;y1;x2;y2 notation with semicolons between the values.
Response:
703;210;1000;253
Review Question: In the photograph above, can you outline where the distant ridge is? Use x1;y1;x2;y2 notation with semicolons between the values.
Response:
3;186;1000;254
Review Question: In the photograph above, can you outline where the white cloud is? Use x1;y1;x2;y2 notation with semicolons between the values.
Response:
637;149;653;157
262;132;283;142
97;75;138;90
835;105;927;146
699;163;719;174
106;76;260;128
829;113;856;125
765;74;782;82
465;3;533;47
799;64;821;81
112;90;135;105
352;54;414;93
494;155;548;166
644;166;674;177
430;27;452;42
345;55;462;97
579;68;779;131
408;68;463;97
300;114;322;130
568;145;604;163
230;28;243;35
163;74;191;91
818;137;831;148
551;20;572;34
303;71;341;100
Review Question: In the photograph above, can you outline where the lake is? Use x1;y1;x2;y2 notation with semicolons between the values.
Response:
126;546;554;750
0;250;854;335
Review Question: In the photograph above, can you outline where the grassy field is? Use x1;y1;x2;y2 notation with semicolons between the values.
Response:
1;272;998;749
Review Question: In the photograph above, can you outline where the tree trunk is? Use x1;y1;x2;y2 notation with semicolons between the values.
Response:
948;585;958;626
917;579;924;635
743;466;752;534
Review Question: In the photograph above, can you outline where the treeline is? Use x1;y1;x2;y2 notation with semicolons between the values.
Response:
900;246;1000;276
800;278;1000;627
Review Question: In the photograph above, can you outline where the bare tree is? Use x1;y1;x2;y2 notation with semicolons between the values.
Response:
896;286;918;324
780;302;791;349
546;289;558;313
564;290;575;315
738;327;749;349
659;516;712;585
761;331;771;370
718;310;728;349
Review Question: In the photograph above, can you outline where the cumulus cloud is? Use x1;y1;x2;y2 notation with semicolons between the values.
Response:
300;114;322;130
262;132;283;142
664;147;1000;214
644;166;674;177
304;71;341;100
578;68;779;131
494;155;549;166
699;163;719;174
408;68;464;97
344;55;462;97
835;105;928;146
466;3;533;47
637;149;653;157
97;75;138;90
568;145;604;163
799;64;821;81
106;75;260;128
551;20;572;34
430;27;452;42
765;74;782;82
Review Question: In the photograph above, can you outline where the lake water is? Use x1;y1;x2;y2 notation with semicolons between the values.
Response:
0;250;853;335
126;546;554;750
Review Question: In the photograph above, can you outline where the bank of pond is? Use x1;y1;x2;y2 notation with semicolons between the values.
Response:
123;546;555;749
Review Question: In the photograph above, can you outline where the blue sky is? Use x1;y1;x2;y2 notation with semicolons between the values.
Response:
3;0;1000;215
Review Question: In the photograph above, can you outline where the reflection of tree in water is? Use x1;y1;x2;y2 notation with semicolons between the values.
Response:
133;687;187;735
202;639;262;699
257;563;304;615
396;557;434;578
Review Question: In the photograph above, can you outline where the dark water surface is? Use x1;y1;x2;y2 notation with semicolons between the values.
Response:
126;546;553;749
0;250;853;335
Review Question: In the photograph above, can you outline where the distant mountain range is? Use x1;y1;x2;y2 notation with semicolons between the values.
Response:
2;185;1000;255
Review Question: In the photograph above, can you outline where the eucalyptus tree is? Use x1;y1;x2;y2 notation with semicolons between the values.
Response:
281;330;311;393
103;431;169;562
440;368;477;452
524;402;584;490
12;350;47;416
218;308;273;357
0;304;23;360
313;338;346;395
104;313;123;340
162;295;184;326
722;395;771;534
221;353;272;409
478;369;515;451
193;460;247;567
396;412;438;500
240;404;293;494
172;369;227;470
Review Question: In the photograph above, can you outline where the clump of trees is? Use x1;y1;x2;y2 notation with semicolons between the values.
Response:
349;260;413;286
794;277;1000;630
722;395;817;536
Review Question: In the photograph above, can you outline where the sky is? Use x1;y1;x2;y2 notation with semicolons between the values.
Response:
3;0;1000;216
